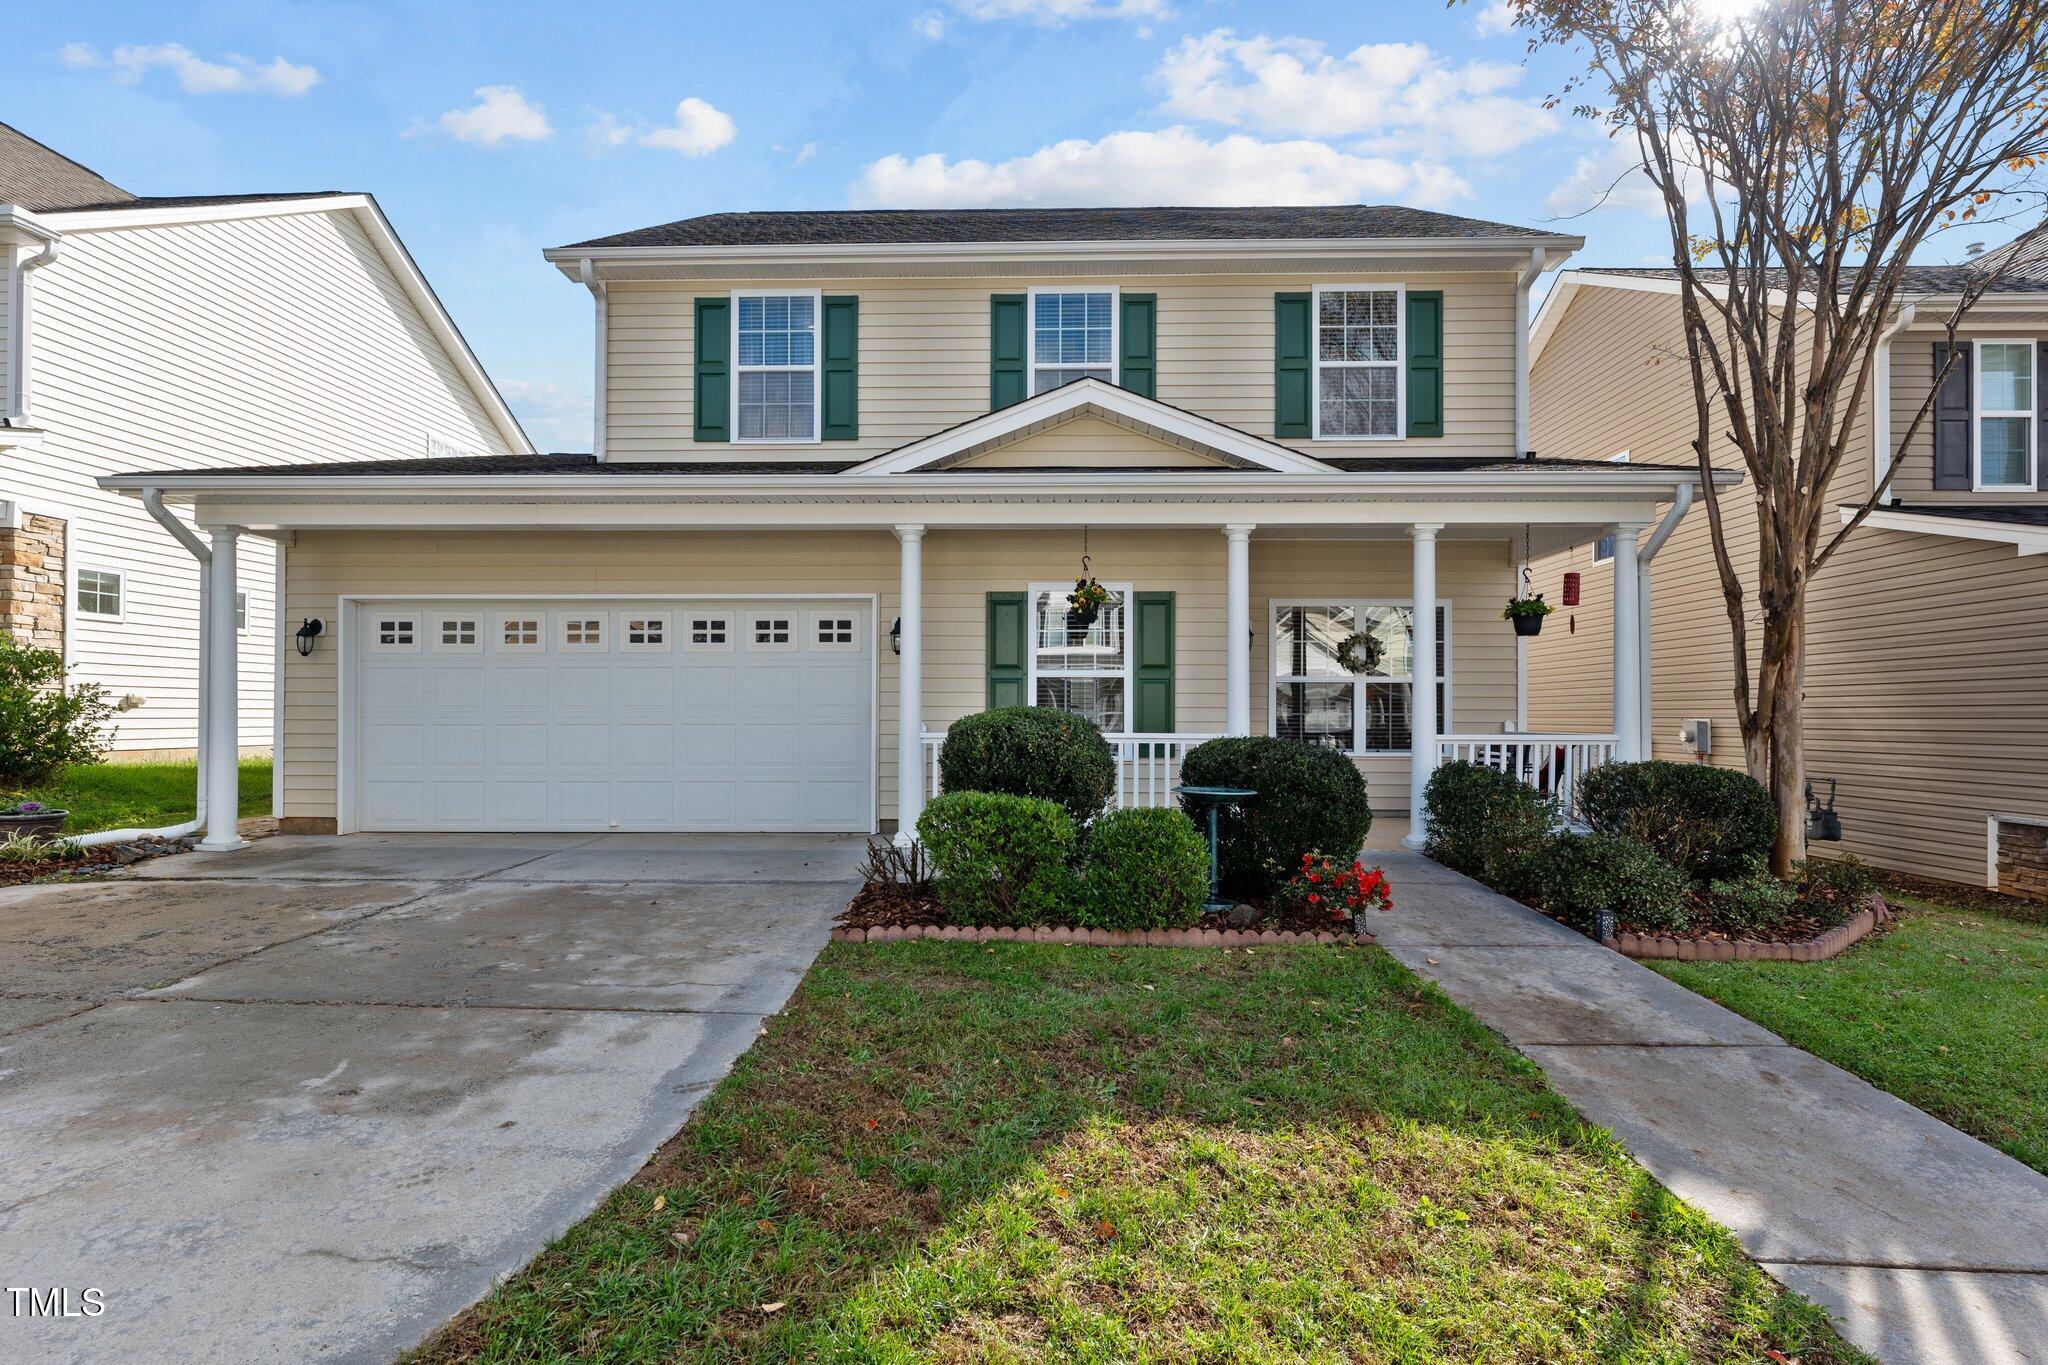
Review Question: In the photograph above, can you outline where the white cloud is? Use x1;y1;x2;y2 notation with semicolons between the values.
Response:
792;140;819;165
61;41;319;97
1471;1;1519;37
1545;134;1705;218
948;0;1169;24
852;127;1467;209
638;97;737;157
415;86;553;145
499;379;593;453
1153;29;1555;159
583;111;634;148
914;10;949;39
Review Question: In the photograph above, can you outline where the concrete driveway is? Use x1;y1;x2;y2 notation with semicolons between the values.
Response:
0;832;861;1365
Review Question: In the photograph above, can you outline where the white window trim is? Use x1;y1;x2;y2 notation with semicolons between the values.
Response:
1266;598;1451;755
75;565;125;623
748;611;798;652
556;610;608;652
1592;535;1615;565
369;613;421;654
1026;286;1120;398
1973;338;2037;492
683;609;735;653
617;610;673;653
1310;283;1406;443
731;287;823;445
236;591;252;635
494;612;545;654
434;614;483;653
1026;580;1135;733
809;609;860;653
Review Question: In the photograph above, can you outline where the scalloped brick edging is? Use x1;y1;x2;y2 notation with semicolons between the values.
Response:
1601;900;1892;963
831;924;1373;947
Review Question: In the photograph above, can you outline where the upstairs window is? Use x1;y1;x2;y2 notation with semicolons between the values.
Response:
1313;286;1402;439
734;292;818;442
1977;340;2036;490
1030;289;1116;394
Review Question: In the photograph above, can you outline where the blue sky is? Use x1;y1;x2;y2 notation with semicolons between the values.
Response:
12;1;2015;452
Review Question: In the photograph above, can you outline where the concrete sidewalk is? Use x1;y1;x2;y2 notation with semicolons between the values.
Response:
1371;848;2048;1365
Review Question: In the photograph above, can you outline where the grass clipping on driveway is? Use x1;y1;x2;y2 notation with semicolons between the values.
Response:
416;943;1856;1363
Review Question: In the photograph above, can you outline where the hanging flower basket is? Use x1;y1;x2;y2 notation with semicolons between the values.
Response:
1335;631;1384;674
1066;578;1110;631
1503;594;1554;637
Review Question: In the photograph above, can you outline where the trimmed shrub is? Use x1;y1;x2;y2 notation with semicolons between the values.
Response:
1076;807;1210;930
918;791;1076;927
1423;760;1556;898
1541;832;1691;934
1578;760;1775;882
0;632;115;790
1701;869;1798;935
1179;737;1372;898
937;707;1116;825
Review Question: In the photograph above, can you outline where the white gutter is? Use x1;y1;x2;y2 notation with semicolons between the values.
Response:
1871;304;1916;502
1514;247;1547;457
2;213;60;426
579;258;607;462
1631;482;1695;758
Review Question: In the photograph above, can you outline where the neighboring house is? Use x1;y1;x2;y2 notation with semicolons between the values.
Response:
102;205;1725;848
0;121;529;759
1526;247;2048;888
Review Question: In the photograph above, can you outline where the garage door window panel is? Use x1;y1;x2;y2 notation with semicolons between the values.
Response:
496;615;543;653
436;616;481;652
558;614;607;652
811;612;859;651
686;612;733;652
620;612;672;652
372;615;420;653
751;614;796;651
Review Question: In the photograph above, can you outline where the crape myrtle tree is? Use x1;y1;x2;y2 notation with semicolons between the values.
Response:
1480;0;2048;874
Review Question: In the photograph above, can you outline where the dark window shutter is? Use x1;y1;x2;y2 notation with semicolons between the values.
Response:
986;591;1028;708
1132;591;1175;737
1933;342;1972;489
1406;290;1445;438
1274;292;1312;438
990;294;1027;410
821;295;858;441
1118;293;1157;399
693;297;730;443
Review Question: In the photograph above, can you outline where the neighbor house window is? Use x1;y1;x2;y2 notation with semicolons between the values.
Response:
236;591;249;632
1313;286;1402;439
1028;583;1131;732
77;568;122;618
1272;602;1448;753
734;292;818;442
1593;534;1615;564
1976;340;2036;490
1030;289;1116;395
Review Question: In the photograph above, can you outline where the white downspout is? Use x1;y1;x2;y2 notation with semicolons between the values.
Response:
4;227;59;426
579;258;607;461
1514;246;1547;457
1633;482;1695;759
1872;304;1915;502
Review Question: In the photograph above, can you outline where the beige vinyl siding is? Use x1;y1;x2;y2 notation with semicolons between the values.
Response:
1886;325;2048;503
0;207;513;751
279;528;1515;826
949;415;1225;468
1529;278;2048;886
605;273;1516;462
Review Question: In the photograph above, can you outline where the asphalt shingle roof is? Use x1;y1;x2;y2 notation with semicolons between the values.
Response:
561;205;1559;251
1875;502;2048;528
0;121;134;212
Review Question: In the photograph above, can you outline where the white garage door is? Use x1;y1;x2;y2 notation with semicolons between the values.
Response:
350;600;873;832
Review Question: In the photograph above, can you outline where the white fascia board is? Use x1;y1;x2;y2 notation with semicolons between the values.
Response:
36;194;372;233
1841;505;2048;555
0;205;61;248
846;379;1333;476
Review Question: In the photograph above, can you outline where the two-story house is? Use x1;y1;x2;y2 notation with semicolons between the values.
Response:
1526;246;2048;889
0;121;528;768
102;205;1724;850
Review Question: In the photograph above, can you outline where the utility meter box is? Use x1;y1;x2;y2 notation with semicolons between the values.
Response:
1678;718;1712;757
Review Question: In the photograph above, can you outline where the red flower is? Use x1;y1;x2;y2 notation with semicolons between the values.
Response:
1307;892;1321;905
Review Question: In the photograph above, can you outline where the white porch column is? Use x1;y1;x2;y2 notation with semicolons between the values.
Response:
1611;521;1646;761
895;524;926;837
1224;523;1254;736
1405;524;1441;848
200;526;247;851
1636;557;1655;759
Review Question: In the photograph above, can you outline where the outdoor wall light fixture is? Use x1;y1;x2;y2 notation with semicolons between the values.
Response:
295;618;325;657
889;617;902;655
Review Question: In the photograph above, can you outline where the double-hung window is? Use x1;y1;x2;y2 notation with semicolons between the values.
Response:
1272;602;1448;753
1028;582;1130;732
734;291;819;442
1976;340;2036;490
1030;289;1116;395
1313;286;1402;439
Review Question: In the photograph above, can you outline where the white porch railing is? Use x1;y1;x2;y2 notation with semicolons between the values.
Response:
921;731;1224;811
1435;733;1619;823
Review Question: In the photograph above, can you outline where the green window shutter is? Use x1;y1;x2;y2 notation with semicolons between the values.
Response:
1118;293;1157;399
986;591;1028;708
1132;591;1175;737
990;294;1028;410
821;295;859;440
1273;292;1311;438
693;296;730;442
1405;290;1444;438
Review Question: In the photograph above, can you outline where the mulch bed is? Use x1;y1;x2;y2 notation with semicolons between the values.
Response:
0;845;121;888
837;882;1374;945
1603;897;1892;963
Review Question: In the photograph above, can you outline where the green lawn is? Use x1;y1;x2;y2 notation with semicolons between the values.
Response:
1656;895;2048;1175
7;760;272;835
414;942;1857;1363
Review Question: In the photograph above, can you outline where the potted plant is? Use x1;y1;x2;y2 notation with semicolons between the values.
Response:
1066;577;1111;630
1503;594;1554;637
0;800;69;843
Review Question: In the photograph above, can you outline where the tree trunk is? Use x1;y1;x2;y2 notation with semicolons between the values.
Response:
1766;610;1807;878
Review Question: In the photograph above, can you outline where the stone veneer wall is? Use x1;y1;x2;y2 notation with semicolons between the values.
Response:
1993;817;2048;903
0;512;66;650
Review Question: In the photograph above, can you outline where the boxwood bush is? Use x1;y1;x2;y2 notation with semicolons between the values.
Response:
1423;760;1556;898
917;791;1076;927
1178;737;1371;898
937;707;1116;824
1076;807;1210;930
1540;831;1691;933
1578;760;1775;882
